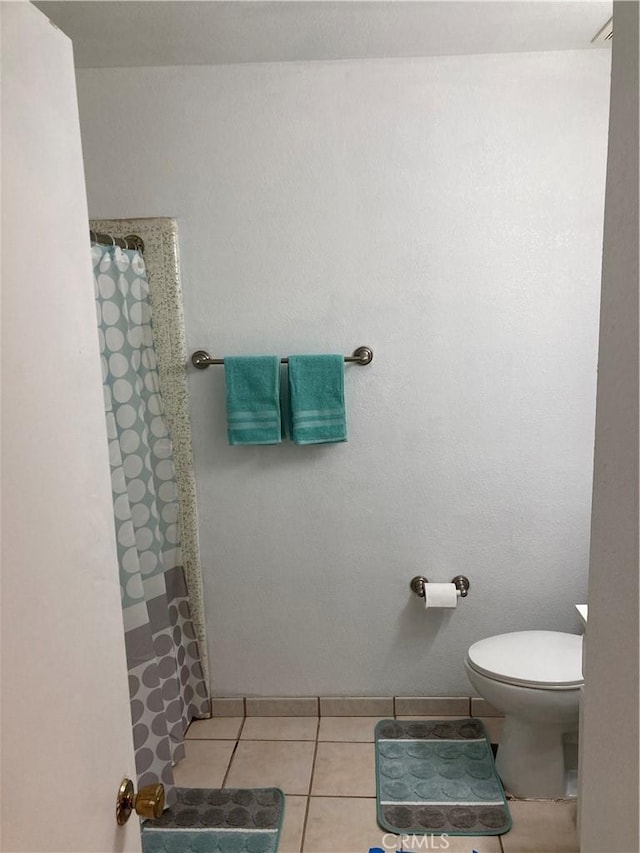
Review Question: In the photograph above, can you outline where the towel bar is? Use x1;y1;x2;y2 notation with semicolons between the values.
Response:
191;346;373;369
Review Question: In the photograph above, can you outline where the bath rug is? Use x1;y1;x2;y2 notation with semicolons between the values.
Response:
141;787;284;853
375;719;511;836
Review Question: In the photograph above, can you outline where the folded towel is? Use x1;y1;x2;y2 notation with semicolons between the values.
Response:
288;354;347;445
224;356;282;445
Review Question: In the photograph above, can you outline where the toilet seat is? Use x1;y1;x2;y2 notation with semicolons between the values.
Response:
466;630;583;690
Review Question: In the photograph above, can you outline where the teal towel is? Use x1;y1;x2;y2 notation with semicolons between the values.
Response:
288;354;347;445
224;356;281;445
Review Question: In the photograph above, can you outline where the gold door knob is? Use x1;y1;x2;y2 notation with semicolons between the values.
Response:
116;778;165;825
135;782;165;819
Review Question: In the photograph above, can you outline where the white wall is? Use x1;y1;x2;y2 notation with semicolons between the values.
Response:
1;4;140;850
580;3;639;850
76;49;610;696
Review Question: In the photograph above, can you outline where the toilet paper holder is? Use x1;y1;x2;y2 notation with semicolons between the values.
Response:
410;575;470;598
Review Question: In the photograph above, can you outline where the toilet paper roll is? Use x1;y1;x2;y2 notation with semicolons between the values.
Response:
424;583;458;609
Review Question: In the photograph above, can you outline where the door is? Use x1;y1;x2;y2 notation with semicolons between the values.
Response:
1;4;142;851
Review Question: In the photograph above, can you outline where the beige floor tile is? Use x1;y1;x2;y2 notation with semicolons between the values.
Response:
279;795;308;853
318;716;382;742
303;796;391;852
185;716;243;740
311;742;376;797
502;800;579;852
304;798;502;853
225;740;315;795
242;716;318;741
172;740;235;787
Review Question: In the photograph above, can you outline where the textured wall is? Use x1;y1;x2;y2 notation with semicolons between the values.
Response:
76;49;610;696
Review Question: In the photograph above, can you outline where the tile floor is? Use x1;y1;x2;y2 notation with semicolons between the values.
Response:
177;715;579;853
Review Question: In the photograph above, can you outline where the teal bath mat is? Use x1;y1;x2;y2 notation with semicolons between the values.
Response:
142;787;284;853
375;719;511;836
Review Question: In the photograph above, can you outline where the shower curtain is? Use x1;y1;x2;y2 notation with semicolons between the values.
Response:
92;242;209;796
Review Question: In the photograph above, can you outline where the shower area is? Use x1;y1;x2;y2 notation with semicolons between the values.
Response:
91;217;210;796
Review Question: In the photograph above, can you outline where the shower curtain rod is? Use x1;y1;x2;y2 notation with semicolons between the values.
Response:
90;229;145;253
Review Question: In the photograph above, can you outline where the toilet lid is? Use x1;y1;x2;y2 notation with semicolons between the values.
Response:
466;631;583;688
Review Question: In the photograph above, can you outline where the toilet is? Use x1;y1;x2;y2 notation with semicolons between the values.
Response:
464;630;583;799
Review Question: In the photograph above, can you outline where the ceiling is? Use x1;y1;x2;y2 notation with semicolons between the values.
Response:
35;1;613;69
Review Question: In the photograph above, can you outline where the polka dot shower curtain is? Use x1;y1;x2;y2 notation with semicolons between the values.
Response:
92;242;209;801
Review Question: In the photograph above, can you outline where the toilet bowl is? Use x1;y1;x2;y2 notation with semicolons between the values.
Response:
465;630;583;799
